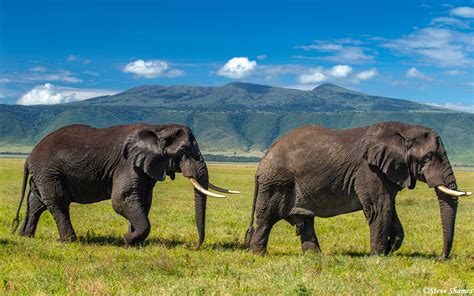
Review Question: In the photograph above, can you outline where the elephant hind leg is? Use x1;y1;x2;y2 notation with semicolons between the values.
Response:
19;189;46;237
36;179;76;242
300;216;321;254
386;208;404;254
250;218;277;255
50;205;77;242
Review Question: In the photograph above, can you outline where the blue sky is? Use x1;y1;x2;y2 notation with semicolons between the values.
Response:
0;0;473;111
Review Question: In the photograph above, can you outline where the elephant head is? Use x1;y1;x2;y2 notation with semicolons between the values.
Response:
123;124;239;248
363;122;471;259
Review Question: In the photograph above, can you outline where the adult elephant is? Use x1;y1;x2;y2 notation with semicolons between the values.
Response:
12;123;238;247
244;122;471;260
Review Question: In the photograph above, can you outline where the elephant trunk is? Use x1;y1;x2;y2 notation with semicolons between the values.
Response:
193;161;209;249
435;165;458;260
436;192;458;260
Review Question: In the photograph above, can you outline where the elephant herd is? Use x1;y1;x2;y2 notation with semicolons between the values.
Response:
11;121;471;260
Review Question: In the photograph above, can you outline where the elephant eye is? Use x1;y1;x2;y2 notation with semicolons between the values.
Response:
424;153;433;161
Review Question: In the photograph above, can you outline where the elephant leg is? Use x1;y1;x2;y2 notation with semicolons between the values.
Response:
128;185;153;234
386;207;404;254
250;217;277;255
362;195;394;256
38;180;76;242
19;190;46;237
50;205;77;242
300;217;321;253
113;195;151;246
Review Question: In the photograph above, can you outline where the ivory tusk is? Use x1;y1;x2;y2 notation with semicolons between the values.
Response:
436;185;472;197
189;178;226;198
209;183;240;194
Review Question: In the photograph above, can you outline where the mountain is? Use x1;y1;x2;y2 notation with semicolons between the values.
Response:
0;83;472;165
76;82;445;112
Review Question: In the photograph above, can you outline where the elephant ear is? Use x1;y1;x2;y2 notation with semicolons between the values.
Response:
123;128;167;181
363;124;412;188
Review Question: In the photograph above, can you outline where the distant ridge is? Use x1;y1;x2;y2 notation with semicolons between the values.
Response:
75;82;447;113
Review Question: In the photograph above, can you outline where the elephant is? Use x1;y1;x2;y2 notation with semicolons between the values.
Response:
244;121;471;259
11;123;239;247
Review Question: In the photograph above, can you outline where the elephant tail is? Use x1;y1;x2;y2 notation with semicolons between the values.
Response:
11;161;29;234
244;175;258;248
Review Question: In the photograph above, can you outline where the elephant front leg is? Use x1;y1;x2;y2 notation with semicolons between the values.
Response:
386;207;404;254
113;194;151;246
362;195;394;256
300;217;321;254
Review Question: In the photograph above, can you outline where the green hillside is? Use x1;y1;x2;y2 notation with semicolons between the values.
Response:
76;82;445;112
0;83;472;165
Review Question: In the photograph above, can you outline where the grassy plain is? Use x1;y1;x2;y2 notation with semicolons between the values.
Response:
0;158;472;294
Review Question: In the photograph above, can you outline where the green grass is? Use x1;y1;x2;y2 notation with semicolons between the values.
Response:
0;159;472;294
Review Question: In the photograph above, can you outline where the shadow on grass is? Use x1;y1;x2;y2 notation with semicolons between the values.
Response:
206;240;247;251
78;233;191;249
337;250;438;259
0;238;14;246
78;233;246;251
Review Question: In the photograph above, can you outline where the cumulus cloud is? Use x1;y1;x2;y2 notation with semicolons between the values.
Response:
450;6;474;18
296;40;374;64
217;57;257;79
123;59;184;79
17;83;119;105
297;65;377;85
355;68;377;81
384;27;473;67
406;67;432;80
18;83;75;105
298;68;326;84
328;65;353;78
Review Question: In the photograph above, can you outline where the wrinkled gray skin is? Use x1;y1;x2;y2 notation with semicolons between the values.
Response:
13;123;210;247
245;122;460;260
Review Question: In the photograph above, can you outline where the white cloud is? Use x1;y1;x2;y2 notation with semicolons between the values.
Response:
17;83;119;105
444;69;466;75
450;6;474;18
430;17;470;29
28;66;47;72
123;59;184;79
328;65;352;78
428;102;474;113
355;68;377;81
217;57;257;79
384;27;473;67
298;68;326;84
296;40;373;64
256;54;267;60
67;55;91;64
406;67;432;80
18;83;75;105
1;70;82;84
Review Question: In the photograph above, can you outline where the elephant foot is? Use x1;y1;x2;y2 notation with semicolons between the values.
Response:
301;241;321;254
251;246;268;256
59;234;77;243
435;254;448;262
